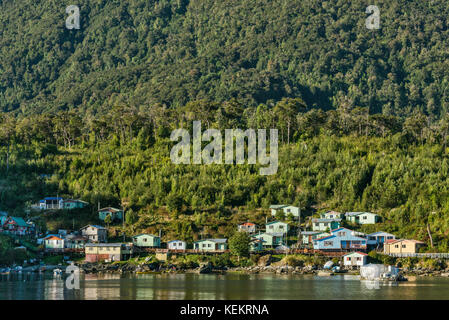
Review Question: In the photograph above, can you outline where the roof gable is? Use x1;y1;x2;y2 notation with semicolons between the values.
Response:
266;221;288;226
133;233;159;239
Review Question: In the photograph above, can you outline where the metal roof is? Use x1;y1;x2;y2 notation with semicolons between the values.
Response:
85;243;123;247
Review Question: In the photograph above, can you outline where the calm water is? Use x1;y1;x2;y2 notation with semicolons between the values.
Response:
1;273;449;300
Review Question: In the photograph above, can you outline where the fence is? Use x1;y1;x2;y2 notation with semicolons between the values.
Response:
387;253;449;259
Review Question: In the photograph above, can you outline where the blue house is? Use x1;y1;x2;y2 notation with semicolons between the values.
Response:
367;231;396;248
313;227;367;250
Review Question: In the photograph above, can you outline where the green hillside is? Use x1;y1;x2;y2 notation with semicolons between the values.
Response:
2;106;449;250
1;0;449;116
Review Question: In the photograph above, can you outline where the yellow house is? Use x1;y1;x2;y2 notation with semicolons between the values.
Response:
384;239;426;255
85;243;132;262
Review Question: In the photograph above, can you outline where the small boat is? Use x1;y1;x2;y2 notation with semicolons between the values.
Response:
0;269;11;275
53;268;62;276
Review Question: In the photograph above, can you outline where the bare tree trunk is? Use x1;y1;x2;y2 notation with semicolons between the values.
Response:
427;224;433;248
6;141;10;173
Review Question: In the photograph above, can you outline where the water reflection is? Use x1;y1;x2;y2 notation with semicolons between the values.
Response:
1;273;449;300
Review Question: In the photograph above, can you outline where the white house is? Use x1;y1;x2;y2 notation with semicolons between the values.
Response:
343;252;368;267
320;211;344;219
39;197;64;210
238;222;256;233
44;235;65;251
270;205;300;218
168;240;187;250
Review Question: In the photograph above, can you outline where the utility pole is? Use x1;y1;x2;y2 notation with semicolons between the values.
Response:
122;205;125;242
296;206;302;250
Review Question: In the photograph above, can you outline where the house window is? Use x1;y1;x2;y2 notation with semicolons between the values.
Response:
324;241;333;247
395;245;399;248
315;223;319;227
402;244;406;248
144;238;147;242
363;216;367;220
356;257;361;261
346;257;350;261
208;244;211;248
279;226;284;229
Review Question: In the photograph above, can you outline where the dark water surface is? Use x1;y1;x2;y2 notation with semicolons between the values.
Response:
1;273;449;300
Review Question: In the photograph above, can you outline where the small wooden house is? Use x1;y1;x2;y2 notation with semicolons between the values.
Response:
80;225;108;243
39;197;64;210
85;243;132;262
253;232;284;247
132;234;161;248
194;239;227;251
167;240;187;250
312;218;341;231
1;216;34;236
345;212;380;225
63;199;89;210
250;238;264;252
343;252;368;267
238;222;256;233
98;207;123;222
320;211;344;219
270;205;300;218
367;231;396;248
65;234;88;249
384;239;426;255
44;236;65;251
265;221;289;234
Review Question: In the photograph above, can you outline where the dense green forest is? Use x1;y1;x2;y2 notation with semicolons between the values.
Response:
1;102;449;250
1;0;449;117
2;0;449;251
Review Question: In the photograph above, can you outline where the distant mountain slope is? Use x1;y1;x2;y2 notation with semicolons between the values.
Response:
1;0;449;116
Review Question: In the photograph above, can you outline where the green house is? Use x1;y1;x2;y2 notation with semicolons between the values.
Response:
250;238;264;252
265;221;289;234
345;212;380;225
253;232;284;247
132;234;161;248
312;218;341;231
194;239;227;251
98;207;123;222
63;199;88;210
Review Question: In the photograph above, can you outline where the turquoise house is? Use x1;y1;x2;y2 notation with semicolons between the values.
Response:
253;232;284;247
63;199;88;210
98;207;123;222
345;212;380;225
265;221;289;234
312;218;341;231
250;238;264;252
132;234;161;248
194;239;227;251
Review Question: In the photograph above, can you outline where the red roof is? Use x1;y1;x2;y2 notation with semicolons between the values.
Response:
240;222;255;226
46;236;63;241
344;251;368;256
